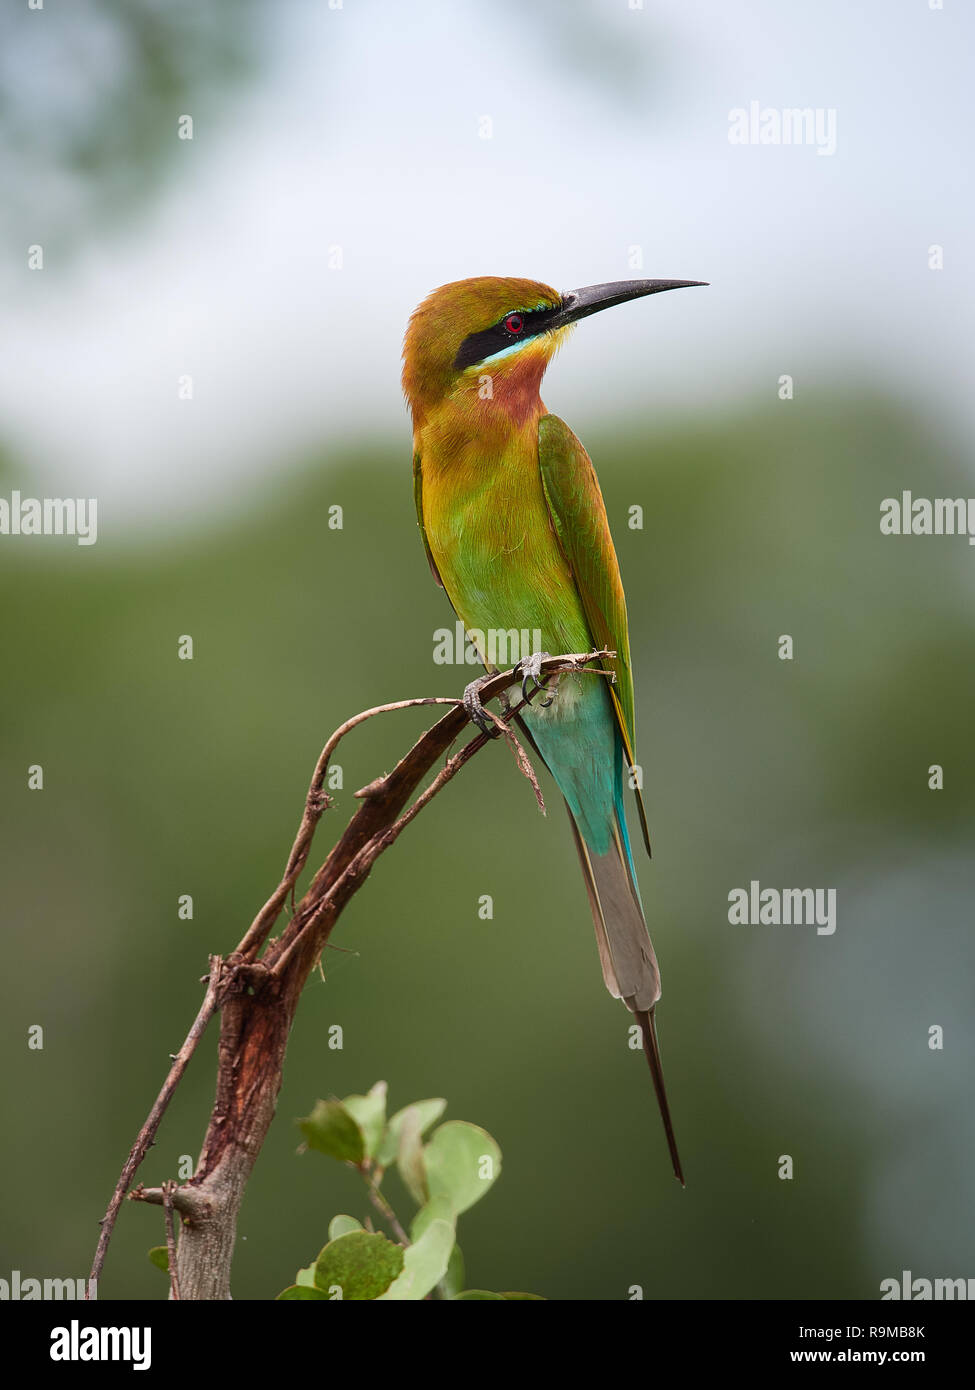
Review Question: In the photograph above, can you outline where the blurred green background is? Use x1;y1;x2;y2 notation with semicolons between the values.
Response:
2;0;973;1301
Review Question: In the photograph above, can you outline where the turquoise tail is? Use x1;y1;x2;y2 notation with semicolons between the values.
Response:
521;677;683;1183
521;678;660;1010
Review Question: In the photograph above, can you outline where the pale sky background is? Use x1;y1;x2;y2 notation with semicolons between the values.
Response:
2;0;972;527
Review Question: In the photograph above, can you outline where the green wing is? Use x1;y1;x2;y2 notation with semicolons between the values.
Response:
413;451;443;587
537;413;651;857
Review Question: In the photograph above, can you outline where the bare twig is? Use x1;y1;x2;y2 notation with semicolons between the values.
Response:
237;696;463;963
483;706;546;812
87;958;224;1294
361;1169;410;1247
87;651;611;1300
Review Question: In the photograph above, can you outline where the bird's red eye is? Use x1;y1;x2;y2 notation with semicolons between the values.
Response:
504;313;524;334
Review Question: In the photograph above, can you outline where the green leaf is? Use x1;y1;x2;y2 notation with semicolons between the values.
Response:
377;1098;447;1167
424;1121;502;1216
377;1219;454;1300
299;1100;365;1164
147;1246;169;1274
452;1289;506;1300
443;1242;465;1299
409;1197;462;1296
312;1230;404;1301
328;1213;364;1241
397;1106;428;1206
295;1262;318;1288
342;1081;387;1160
277;1283;331;1300
500;1291;546;1300
409;1194;455;1243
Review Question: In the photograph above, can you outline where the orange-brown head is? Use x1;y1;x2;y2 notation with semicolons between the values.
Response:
402;276;565;431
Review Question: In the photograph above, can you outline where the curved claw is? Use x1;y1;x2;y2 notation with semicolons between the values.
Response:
463;675;501;738
516;651;555;708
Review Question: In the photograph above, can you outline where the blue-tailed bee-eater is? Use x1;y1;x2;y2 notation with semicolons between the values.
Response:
403;275;706;1183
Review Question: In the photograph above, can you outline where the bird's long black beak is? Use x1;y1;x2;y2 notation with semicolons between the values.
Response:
552;278;707;329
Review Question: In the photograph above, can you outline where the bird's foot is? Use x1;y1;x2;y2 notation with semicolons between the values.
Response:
515;651;556;707
463;673;502;738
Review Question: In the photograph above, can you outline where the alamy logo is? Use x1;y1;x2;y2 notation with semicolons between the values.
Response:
50;1320;151;1371
728;101;837;156
881;1270;974;1300
880;493;975;546
0;491;98;545
433;621;543;667
728;880;836;935
0;1269;94;1300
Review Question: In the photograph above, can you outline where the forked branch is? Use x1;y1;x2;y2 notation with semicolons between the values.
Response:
87;651;613;1300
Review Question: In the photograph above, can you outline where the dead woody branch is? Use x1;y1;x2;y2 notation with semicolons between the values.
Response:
87;651;613;1301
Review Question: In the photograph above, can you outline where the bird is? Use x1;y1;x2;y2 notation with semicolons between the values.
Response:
402;275;706;1183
